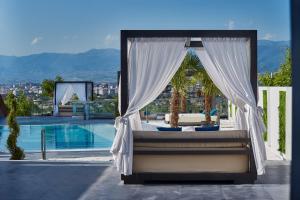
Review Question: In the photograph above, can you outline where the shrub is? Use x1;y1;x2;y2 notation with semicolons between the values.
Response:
263;90;268;141
259;48;291;87
6;94;25;160
114;98;120;117
278;91;286;153
41;75;63;97
5;91;34;116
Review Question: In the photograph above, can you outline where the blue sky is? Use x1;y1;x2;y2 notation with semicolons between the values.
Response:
0;0;290;56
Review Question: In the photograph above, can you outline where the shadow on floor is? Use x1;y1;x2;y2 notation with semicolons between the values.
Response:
256;161;290;184
0;160;290;200
0;161;109;200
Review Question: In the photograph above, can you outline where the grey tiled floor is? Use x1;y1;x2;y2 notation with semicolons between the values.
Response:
0;160;289;200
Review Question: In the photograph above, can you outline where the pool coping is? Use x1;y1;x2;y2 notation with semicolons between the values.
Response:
1;148;111;153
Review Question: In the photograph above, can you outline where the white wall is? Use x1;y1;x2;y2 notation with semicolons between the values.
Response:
229;87;292;160
260;87;292;160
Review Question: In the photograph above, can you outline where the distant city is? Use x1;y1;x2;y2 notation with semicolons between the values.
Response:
0;82;119;99
0;80;228;117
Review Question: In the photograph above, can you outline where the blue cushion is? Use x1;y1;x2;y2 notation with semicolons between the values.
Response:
195;125;219;131
210;108;218;116
157;127;182;131
201;108;218;116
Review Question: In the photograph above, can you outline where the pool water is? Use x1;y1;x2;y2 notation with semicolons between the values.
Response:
0;122;115;152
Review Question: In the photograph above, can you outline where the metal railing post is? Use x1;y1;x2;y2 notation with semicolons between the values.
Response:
41;129;46;160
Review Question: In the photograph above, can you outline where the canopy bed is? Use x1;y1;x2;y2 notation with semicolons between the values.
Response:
53;81;93;116
111;30;266;184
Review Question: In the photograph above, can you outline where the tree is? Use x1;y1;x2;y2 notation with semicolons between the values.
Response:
5;91;34;116
71;93;79;101
192;68;220;123
4;91;14;111
169;52;220;126
113;96;120;117
170;61;187;127
259;48;291;86
259;72;275;86
179;53;201;113
273;48;291;86
41;75;63;97
6;93;25;160
16;91;33;116
170;52;200;127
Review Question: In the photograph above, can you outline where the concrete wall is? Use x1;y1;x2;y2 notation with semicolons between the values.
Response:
228;87;292;160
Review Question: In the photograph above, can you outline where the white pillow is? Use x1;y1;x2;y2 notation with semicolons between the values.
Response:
182;126;195;132
141;122;158;131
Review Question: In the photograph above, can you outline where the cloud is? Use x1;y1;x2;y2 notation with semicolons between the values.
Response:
261;33;273;40
31;37;43;45
104;34;118;46
226;20;235;30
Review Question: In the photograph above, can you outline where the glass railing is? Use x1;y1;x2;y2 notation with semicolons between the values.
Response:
30;99;117;119
139;96;229;120
72;100;116;119
31;100;53;116
30;96;228;119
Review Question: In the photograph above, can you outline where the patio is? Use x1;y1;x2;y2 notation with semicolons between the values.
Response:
0;160;289;200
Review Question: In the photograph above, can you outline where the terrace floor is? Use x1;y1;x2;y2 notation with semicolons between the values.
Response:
0;160;290;200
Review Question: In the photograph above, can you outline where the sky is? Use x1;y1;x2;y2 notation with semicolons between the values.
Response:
0;0;290;56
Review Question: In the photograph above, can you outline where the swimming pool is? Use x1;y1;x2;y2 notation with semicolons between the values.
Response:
0;119;115;152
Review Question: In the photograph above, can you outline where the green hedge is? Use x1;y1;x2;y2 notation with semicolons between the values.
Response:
263;90;268;141
278;91;286;153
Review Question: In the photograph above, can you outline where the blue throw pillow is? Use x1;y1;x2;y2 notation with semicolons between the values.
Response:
195;125;219;131
202;108;218;116
157;127;182;131
210;108;218;116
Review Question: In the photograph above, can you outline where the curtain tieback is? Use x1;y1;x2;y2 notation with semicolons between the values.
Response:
248;105;264;120
249;106;266;133
256;106;264;118
111;116;130;155
114;116;129;129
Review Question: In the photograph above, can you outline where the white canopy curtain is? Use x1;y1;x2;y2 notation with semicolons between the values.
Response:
111;38;187;175
53;84;69;115
195;37;266;175
61;83;86;105
54;83;87;115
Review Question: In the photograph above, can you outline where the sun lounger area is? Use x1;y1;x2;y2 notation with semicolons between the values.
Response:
122;130;256;184
164;113;218;125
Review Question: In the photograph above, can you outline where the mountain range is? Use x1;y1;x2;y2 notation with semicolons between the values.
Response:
0;40;290;84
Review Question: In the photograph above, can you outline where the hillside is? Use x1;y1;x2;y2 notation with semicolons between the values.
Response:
258;40;290;73
0;40;290;84
0;49;120;83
